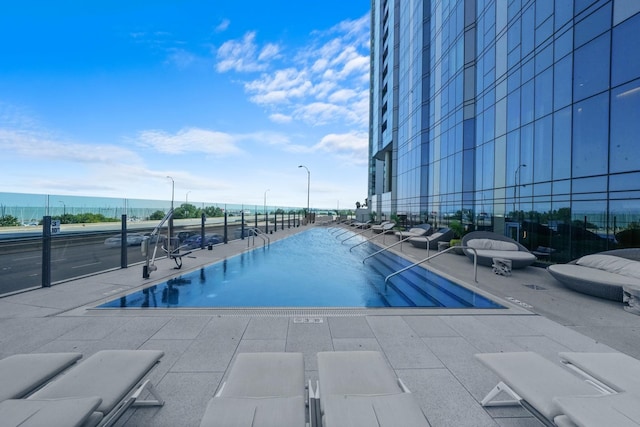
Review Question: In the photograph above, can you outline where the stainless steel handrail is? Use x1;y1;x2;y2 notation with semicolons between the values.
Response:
246;227;270;248
361;235;413;260
383;245;479;291
340;227;372;243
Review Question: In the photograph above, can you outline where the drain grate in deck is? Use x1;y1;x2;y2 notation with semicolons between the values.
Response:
523;284;547;290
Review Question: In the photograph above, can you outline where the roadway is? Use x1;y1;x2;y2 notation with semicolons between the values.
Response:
0;216;277;296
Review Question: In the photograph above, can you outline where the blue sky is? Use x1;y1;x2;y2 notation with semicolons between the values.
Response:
0;1;370;211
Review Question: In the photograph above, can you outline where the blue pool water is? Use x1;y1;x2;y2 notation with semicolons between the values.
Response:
99;228;503;309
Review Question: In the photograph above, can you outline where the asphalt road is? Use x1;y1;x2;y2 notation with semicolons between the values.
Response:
0;233;148;295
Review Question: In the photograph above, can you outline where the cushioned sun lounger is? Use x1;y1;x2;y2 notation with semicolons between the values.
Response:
0;397;102;427
199;352;306;427
317;351;429;427
476;352;606;425
559;352;640;394
0;352;82;402
553;392;640;427
28;349;164;427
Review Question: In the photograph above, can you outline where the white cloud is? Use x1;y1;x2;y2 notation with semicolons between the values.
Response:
232;14;370;128
165;48;196;69
136;128;243;155
216;31;279;73
269;113;292;123
215;19;230;33
297;131;370;167
0;128;143;166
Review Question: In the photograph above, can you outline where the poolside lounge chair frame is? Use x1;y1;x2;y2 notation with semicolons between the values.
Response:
476;351;611;427
0;352;82;403
199;352;307;427
28;350;165;427
315;351;429;427
407;228;454;250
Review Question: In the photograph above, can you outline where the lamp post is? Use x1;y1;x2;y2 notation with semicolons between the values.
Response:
263;189;270;215
185;191;191;205
167;176;175;253
59;201;66;216
513;164;526;218
298;165;310;223
264;189;270;233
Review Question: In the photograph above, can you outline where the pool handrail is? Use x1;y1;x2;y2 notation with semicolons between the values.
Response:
340;227;371;243
333;222;369;238
383;245;479;291
246;226;270;248
360;235;412;258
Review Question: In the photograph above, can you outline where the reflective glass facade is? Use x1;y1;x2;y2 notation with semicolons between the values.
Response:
369;0;640;262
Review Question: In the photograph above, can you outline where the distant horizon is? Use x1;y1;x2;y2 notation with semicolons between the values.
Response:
1;1;371;208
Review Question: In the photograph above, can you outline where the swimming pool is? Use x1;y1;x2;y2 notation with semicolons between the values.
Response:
99;228;503;309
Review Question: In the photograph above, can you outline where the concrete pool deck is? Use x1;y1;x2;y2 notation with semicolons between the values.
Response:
1;223;638;426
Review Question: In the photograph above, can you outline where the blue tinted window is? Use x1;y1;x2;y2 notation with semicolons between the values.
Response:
535;68;553;119
555;2;574;30
520;124;534;185
554;55;573;110
522;6;535;56
534;116;553;181
610;172;640;191
610;79;640;173
572;93;609;177
553;107;572;180
507;89;520;131
575;0;598;15
536;17;553;47
521;80;534;125
573;32;611;101
535;43;553;74
612;12;640;86
554;29;573;62
575;3;612;48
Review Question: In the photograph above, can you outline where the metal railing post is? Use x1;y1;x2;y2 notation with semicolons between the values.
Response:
200;213;206;249
42;216;51;287
241;211;245;240
120;214;127;268
224;212;228;243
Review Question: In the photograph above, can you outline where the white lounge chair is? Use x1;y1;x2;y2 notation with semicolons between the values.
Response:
476;351;606;425
408;228;454;250
462;231;537;269
559;352;640;394
316;351;429;427
393;226;430;240
0;352;82;402
199;352;306;427
553;392;640;427
370;221;395;234
28;349;164;427
547;249;640;302
0;396;102;427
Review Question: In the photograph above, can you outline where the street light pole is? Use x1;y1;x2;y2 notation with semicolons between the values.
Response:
167;176;175;253
59;201;66;216
513;164;526;217
264;189;270;234
298;165;310;223
186;191;191;205
264;189;270;215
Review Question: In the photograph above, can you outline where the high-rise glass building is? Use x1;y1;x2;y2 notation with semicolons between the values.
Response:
369;0;640;262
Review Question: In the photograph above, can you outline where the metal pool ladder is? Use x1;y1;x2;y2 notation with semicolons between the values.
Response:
246;227;270;247
383;246;479;292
